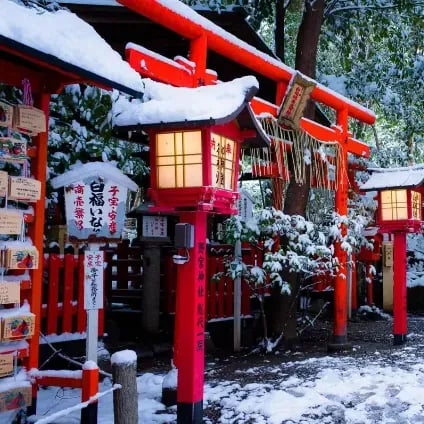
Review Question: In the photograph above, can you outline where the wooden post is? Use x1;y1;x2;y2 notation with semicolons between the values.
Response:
392;231;408;345
141;244;161;333
81;363;99;424
233;239;242;352
174;211;207;424
111;350;138;424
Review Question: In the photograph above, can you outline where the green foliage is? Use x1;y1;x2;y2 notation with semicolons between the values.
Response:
48;85;148;197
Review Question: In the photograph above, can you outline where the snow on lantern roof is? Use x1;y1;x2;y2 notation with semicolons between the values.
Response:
0;0;143;96
112;75;269;147
50;162;138;191
361;165;424;191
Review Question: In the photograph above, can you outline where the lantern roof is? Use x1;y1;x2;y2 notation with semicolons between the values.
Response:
0;0;143;97
361;165;424;191
50;162;138;191
113;75;269;148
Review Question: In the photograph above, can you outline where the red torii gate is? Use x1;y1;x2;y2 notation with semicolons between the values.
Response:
118;0;376;421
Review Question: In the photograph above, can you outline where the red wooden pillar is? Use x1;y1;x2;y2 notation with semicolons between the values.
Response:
392;231;408;345
174;211;207;423
329;107;351;350
27;92;50;412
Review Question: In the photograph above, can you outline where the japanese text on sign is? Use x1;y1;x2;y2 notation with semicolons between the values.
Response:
84;250;104;310
65;177;127;240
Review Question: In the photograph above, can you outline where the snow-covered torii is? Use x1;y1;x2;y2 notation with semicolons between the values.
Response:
117;0;376;420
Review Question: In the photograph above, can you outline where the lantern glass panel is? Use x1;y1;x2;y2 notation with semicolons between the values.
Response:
156;131;203;188
411;191;421;220
381;189;408;221
210;132;236;190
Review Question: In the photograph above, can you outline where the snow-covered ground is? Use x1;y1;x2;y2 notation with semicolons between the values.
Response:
9;315;424;423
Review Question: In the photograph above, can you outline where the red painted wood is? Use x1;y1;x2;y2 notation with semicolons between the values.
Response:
174;211;207;404
82;367;99;402
224;278;233;317
119;0;376;124
393;231;407;337
47;254;60;335
241;281;251;316
208;275;217;320
332;109;349;341
62;254;76;333
217;278;225;318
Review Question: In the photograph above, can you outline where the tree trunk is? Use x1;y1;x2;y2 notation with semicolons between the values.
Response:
274;0;286;61
270;0;325;344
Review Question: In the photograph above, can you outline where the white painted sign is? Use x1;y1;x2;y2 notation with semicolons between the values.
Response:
65;178;128;240
142;215;167;238
237;190;254;222
84;250;104;310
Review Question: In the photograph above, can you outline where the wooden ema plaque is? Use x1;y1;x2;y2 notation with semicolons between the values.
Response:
0;138;27;162
0;385;32;412
14;105;46;134
8;176;41;202
2;313;35;341
0;281;20;304
0;210;23;235
0;102;14;128
0;353;14;378
0;171;8;197
6;246;39;270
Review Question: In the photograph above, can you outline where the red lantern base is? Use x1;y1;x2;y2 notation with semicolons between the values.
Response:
148;187;239;214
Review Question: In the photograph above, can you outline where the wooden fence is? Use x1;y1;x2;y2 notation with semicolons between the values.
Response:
41;253;104;337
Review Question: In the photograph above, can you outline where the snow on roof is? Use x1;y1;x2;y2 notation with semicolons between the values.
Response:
50;162;138;191
361;165;424;191
1;0;143;95
112;75;259;127
120;0;374;121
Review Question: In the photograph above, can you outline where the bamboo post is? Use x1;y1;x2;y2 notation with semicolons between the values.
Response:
111;350;138;424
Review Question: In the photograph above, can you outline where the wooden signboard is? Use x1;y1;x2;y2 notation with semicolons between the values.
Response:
278;72;316;129
14;105;46;134
8;176;41;202
0;353;14;378
0;210;23;235
0;281;20;305
2;313;35;340
0;101;14;128
0;385;32;411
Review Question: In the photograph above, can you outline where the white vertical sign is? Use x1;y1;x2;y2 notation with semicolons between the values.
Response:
84;250;104;310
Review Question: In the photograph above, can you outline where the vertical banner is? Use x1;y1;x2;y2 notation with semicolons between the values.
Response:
84;250;104;310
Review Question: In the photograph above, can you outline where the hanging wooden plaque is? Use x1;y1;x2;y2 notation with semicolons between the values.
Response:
0;171;8;197
0;210;23;235
0;281;21;304
14;105;46;134
0;353;14;378
8;176;41;202
6;246;39;270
